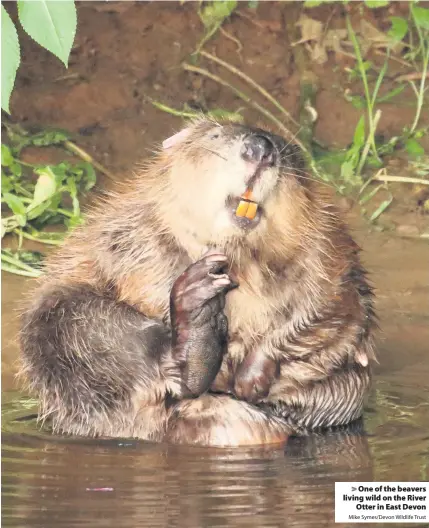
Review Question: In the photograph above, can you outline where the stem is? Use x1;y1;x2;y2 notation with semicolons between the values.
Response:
346;16;380;162
19;197;74;218
14;184;33;198
371;54;389;108
219;27;243;54
356;109;382;177
0;261;42;278
359;183;384;205
63;141;116;182
150;100;200;119
359;172;376;196
410;34;429;134
182;63;298;144
1;252;43;274
13;229;64;246
17;228;23;250
182;62;326;182
200;51;300;128
194;21;222;55
372;175;429;185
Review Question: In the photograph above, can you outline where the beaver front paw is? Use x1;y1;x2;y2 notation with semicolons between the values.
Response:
234;351;280;403
170;251;237;397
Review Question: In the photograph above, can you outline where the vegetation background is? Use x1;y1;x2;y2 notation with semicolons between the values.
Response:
2;0;429;277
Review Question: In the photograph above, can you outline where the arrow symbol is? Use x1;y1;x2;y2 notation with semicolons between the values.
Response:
352;487;357;491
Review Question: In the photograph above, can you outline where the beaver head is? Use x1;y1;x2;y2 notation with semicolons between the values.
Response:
146;118;317;252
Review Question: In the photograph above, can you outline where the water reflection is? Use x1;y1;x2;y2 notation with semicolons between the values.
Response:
2;423;374;528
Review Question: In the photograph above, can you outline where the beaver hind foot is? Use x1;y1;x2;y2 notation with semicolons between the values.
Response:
165;394;290;447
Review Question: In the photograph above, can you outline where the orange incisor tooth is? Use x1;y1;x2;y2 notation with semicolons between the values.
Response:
235;200;249;217
245;202;258;220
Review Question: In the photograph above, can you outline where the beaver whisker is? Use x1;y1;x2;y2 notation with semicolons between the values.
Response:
193;142;228;161
279;167;334;190
278;127;303;155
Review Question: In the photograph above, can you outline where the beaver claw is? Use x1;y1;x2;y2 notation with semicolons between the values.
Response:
234;351;280;403
171;252;237;316
170;252;236;397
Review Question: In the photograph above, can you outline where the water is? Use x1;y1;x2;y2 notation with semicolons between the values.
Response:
2;226;429;528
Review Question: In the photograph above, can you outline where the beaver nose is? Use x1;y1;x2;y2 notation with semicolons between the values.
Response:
240;135;275;166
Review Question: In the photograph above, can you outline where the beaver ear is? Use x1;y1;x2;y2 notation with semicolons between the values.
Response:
162;128;191;150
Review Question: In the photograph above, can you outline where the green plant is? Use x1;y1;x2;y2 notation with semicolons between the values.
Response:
343;6;423;179
195;1;238;54
299;0;429;225
407;5;429;134
1;126;96;277
345;3;429;217
1;0;77;113
346;16;386;176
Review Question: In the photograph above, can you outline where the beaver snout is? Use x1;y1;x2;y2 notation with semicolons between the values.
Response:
240;134;276;167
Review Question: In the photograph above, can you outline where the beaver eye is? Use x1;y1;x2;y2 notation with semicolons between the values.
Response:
209;133;220;140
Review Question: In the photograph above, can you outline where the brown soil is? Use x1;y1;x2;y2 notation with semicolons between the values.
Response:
5;2;428;168
3;1;428;235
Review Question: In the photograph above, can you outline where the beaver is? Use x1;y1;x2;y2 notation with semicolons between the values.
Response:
19;117;376;447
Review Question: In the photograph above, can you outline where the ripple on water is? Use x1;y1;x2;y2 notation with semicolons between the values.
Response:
1;388;424;528
2;359;429;528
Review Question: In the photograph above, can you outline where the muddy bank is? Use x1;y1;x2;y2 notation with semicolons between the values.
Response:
7;1;428;174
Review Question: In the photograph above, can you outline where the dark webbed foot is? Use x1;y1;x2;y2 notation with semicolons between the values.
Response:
170;252;236;397
234;350;280;403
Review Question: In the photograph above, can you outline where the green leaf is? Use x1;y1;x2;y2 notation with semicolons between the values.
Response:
17;250;45;266
66;176;80;217
412;6;429;31
364;0;389;8
3;192;26;216
1;144;14;167
17;0;77;67
366;156;384;169
405;138;425;157
79;162;96;191
304;0;333;6
340;160;355;181
65;215;83;229
1;172;13;193
3;192;27;227
359;184;384;205
200;1;237;29
1;5;21;114
26;200;53;221
30;129;71;147
10;161;23;177
370;195;393;222
376;84;405;103
248;0;258;8
388;17;408;42
30;167;58;209
344;91;366;110
353;116;366;149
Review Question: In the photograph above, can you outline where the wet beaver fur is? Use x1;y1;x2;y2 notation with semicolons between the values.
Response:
19;118;376;447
